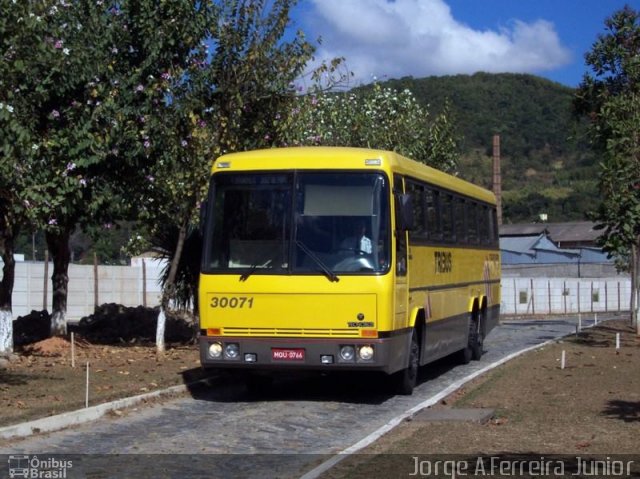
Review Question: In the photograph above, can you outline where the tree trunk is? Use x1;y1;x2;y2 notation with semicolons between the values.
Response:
46;228;71;337
0;226;16;355
156;219;189;354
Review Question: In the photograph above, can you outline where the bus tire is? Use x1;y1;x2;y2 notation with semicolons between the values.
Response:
392;330;419;395
459;311;479;364
458;343;472;364
471;312;485;361
467;310;483;361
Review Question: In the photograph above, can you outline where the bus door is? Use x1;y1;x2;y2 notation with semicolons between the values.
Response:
393;175;409;331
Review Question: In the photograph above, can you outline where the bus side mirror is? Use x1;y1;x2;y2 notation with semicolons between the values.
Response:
199;200;208;233
397;194;415;231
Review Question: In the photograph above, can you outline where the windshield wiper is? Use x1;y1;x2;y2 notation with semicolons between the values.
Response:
296;240;340;282
239;259;272;282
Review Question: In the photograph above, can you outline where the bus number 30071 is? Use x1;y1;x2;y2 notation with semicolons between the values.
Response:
210;296;254;309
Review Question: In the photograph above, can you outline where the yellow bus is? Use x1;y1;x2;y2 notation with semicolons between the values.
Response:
199;147;500;394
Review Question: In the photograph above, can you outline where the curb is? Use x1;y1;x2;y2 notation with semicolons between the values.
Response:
0;380;208;441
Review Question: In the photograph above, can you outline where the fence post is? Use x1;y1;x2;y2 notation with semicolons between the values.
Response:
548;280;551;314
618;282;621;312
591;281;594;313
142;259;147;308
93;252;99;312
530;278;535;315
513;279;517;315
43;250;49;311
605;282;608;312
564;280;567;314
577;281;581;314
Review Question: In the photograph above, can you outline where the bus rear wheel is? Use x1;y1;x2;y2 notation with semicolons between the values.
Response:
459;311;483;364
469;310;484;360
392;330;419;395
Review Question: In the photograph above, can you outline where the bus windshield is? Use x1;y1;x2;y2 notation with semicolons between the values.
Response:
203;171;390;275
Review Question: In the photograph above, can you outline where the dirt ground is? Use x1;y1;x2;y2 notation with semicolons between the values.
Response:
321;319;640;478
0;337;204;428
1;304;205;428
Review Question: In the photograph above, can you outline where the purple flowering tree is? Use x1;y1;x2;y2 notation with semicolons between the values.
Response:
2;1;215;338
1;2;56;353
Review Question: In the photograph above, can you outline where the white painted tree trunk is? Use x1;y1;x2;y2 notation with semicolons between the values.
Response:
50;310;67;337
0;309;13;355
156;307;166;353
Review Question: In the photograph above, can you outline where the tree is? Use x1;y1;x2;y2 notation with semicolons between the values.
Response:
0;1;54;354
276;82;459;172
1;1;216;340
124;0;319;353
575;6;640;333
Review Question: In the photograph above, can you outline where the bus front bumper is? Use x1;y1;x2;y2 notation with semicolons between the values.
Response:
199;333;410;375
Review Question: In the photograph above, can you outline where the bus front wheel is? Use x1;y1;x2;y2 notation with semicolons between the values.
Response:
392;330;419;395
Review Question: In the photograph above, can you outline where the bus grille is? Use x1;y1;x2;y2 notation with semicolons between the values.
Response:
221;327;361;337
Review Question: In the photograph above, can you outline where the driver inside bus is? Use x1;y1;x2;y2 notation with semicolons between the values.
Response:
339;221;372;254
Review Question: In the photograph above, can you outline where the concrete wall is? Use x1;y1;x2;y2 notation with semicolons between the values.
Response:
501;277;633;316
8;260;165;319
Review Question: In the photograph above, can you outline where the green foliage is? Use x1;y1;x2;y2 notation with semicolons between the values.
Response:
126;0;319;310
1;1;219;328
372;72;598;223
277;83;459;172
151;225;202;312
576;6;640;267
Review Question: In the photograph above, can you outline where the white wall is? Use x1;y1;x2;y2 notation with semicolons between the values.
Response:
6;259;165;319
501;277;633;316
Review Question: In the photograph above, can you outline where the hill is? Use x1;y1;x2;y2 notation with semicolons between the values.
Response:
379;73;599;223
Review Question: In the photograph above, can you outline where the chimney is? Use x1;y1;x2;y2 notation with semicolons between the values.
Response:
492;134;503;226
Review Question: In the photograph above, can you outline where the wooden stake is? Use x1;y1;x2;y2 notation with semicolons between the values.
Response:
561;350;566;370
85;362;90;408
71;332;75;368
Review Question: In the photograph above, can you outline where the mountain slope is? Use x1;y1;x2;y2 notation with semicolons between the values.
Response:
379;73;599;223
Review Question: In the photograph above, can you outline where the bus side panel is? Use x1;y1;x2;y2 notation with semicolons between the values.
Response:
420;313;469;365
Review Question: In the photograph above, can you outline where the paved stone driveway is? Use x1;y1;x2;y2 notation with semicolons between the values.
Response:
1;315;610;478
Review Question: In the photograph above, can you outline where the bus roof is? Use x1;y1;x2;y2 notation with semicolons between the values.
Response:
213;147;496;205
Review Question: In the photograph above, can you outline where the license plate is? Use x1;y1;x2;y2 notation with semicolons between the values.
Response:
271;348;305;361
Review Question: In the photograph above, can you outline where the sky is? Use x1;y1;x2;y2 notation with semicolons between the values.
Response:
294;0;640;88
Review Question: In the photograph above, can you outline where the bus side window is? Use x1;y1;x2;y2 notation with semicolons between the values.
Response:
478;205;490;244
407;181;425;238
441;193;454;242
467;202;479;244
425;188;441;241
489;208;499;245
454;196;465;243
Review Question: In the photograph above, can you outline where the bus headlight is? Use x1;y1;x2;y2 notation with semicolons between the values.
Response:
358;345;374;361
224;343;240;359
208;342;223;359
339;345;355;361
